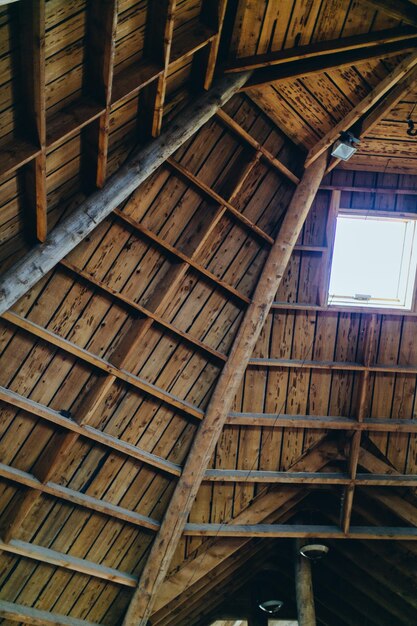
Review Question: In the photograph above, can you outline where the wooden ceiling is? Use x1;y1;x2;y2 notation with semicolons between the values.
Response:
1;1;417;625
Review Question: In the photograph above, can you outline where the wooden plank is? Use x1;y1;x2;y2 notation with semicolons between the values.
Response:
83;0;118;187
227;27;417;72
226;412;417;433
203;469;417;486
243;43;417;88
60;259;227;362
0;72;251;315
216;109;300;184
0;385;183;476
114;209;251;305
151;440;338;617
0;600;101;626
246;357;417;374
122;152;327;625
0;539;138;587
305;52;417;168
362;0;417;26
2;311;204;420
19;0;47;242
0;461;160;532
166;157;274;244
182;523;417;539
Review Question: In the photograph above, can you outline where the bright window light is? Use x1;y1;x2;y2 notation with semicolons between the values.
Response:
328;213;417;310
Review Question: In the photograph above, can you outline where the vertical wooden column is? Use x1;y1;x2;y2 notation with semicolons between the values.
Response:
318;189;340;306
193;0;228;90
295;540;316;626
19;0;47;242
84;0;118;189
140;0;176;138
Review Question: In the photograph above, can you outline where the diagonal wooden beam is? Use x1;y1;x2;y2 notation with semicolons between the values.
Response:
362;0;417;26
0;72;250;316
326;63;417;173
340;314;378;534
122;151;328;625
305;51;417;168
226;26;417;73
150;439;339;619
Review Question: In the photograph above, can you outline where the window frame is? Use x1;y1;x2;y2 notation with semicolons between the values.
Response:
324;206;417;313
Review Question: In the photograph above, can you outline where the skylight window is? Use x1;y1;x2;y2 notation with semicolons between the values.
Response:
328;213;417;310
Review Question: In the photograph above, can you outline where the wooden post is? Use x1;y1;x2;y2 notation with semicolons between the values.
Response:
0;71;250;315
295;540;317;626
122;152;327;626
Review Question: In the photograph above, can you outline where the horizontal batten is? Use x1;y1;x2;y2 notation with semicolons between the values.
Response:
2;312;203;420
0;462;160;532
182;523;417;539
271;301;417;317
114;210;251;305
247;357;417;374
0;539;138;587
203;470;417;486
0;386;182;477
226;413;417;432
60;260;227;363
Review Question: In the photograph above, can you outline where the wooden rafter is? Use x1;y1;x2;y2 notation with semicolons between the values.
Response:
305;51;417;168
0;600;100;626
181;524;417;539
226;26;417;73
326;63;417;173
150;440;339;618
122;151;328;625
362;0;417;26
0;72;250;314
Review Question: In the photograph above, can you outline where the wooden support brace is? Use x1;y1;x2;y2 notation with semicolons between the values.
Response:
122;151;327;625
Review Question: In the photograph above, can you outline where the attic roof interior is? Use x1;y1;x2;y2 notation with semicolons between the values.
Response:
1;1;417;625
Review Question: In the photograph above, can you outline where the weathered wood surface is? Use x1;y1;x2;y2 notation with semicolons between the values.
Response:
0;72;250;314
122;152;327;624
295;539;317;626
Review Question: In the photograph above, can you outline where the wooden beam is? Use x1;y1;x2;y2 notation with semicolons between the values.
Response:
246;357;417;375
341;315;377;534
60;260;227;363
0;462;160;532
2;311;203;420
0;600;101;626
84;0;118;188
181;524;417;539
0;72;251;316
362;0;417;26
326;64;417;173
122;152;327;625
19;0;47;242
0;539;138;587
0;385;182;476
226;412;417;433
295;539;316;626
360;64;417;137
150;440;339;618
114;209;251;305
202;469;417;486
216;109;300;183
226;26;417;73
305;51;417;168
243;43;417;89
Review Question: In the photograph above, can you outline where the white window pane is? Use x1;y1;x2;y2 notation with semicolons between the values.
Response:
328;214;417;309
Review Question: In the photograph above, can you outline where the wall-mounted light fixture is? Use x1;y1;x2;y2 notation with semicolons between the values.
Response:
331;131;360;161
